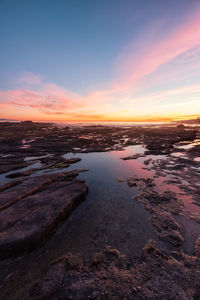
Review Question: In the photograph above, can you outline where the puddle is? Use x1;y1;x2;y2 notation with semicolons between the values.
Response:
0;162;42;183
20;138;37;149
24;154;52;162
48;145;161;259
175;139;200;150
39;144;200;256
1;144;199;257
0;154;14;158
171;152;188;159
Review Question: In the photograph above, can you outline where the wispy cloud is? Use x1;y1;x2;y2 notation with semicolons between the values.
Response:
110;9;200;94
0;83;83;113
128;83;200;105
17;71;44;85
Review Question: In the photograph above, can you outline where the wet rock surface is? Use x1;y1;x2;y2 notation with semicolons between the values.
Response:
0;121;200;299
0;171;88;259
121;153;145;160
24;240;200;300
0;157;29;174
0;121;197;157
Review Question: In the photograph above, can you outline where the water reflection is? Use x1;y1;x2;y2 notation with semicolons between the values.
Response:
46;145;161;259
1;144;200;257
60;144;200;256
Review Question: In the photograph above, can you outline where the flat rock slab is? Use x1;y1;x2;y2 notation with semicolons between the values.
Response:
0;171;88;259
0;162;29;174
0;170;81;212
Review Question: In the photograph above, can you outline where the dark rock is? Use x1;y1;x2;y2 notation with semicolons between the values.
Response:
144;158;152;165
0;171;88;259
0;171;81;212
151;212;183;247
121;153;145;160
6;170;34;178
0;162;29;174
177;124;185;129
0;179;25;192
24;240;200;300
195;236;200;257
66;157;81;164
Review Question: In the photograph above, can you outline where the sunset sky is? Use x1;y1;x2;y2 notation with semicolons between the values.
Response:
1;0;200;122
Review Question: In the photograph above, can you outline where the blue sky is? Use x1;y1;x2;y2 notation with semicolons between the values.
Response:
0;0;200;121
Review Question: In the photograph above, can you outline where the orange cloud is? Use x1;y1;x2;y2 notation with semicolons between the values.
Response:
0;85;83;114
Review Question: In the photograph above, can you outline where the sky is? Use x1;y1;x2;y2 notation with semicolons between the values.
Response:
0;0;200;122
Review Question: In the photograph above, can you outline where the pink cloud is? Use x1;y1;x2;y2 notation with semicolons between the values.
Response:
17;71;44;85
109;8;200;94
128;83;200;105
0;85;83;114
74;8;200;107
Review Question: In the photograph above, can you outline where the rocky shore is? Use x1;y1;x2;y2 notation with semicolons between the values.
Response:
0;121;200;299
0;171;88;259
24;240;200;300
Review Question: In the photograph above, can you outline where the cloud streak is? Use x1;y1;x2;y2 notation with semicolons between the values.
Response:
110;8;200;94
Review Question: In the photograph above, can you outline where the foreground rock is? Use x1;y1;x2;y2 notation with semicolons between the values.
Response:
24;240;200;300
0;171;82;211
0;156;29;174
151;211;183;247
0;171;88;259
121;153;145;160
129;176;185;247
